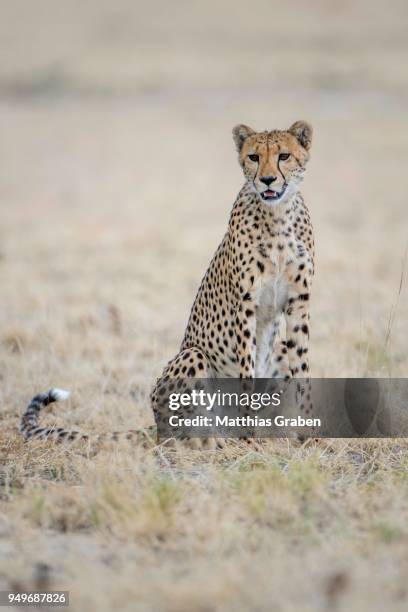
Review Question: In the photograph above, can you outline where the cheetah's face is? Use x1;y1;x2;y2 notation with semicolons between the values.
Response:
232;121;312;206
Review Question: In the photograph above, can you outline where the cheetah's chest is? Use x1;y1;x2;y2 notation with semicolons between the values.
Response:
254;255;289;377
255;243;292;312
256;271;288;317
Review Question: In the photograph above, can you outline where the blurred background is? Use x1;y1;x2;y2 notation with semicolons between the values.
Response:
1;0;408;411
1;4;408;609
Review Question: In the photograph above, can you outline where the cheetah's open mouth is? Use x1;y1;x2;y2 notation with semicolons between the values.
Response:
261;185;286;202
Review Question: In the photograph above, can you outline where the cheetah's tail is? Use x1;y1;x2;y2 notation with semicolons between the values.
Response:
20;389;156;445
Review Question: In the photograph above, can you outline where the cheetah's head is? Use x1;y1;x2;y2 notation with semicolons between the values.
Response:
232;121;312;206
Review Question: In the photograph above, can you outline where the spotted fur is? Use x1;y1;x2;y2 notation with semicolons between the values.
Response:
152;121;315;437
21;121;314;447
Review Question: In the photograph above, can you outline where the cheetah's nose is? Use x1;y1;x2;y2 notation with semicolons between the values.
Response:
260;176;277;186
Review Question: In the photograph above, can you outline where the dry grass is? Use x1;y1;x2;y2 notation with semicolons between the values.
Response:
2;438;408;611
1;0;408;610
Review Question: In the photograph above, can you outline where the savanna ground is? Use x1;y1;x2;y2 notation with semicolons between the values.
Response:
1;1;408;610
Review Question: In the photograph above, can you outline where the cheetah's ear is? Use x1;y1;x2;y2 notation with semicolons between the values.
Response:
232;124;255;152
288;121;313;151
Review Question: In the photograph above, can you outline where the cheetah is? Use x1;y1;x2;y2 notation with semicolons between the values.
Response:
20;121;314;446
151;121;314;438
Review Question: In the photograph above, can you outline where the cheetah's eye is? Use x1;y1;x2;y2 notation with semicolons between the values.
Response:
248;154;259;162
279;153;290;161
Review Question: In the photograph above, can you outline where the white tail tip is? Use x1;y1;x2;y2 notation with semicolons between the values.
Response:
51;388;71;401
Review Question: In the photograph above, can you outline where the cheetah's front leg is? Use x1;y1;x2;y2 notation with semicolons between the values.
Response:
284;286;313;416
235;301;257;379
285;296;310;377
